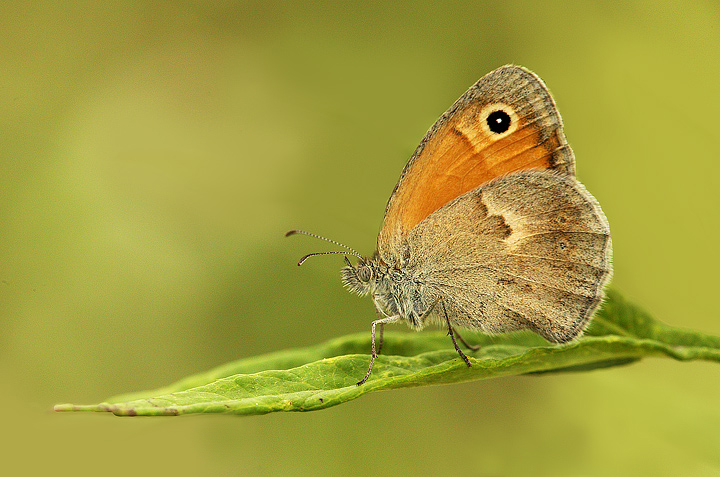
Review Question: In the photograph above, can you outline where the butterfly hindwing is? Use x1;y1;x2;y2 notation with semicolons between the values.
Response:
405;170;612;342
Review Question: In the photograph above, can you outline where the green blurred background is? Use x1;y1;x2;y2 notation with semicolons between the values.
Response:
2;1;719;475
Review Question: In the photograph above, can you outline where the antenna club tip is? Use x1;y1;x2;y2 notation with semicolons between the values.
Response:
285;230;298;237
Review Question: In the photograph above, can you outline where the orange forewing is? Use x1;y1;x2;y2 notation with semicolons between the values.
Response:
386;113;567;237
385;110;564;240
378;66;574;250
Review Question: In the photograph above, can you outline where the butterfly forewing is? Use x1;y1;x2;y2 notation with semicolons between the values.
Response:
379;66;576;257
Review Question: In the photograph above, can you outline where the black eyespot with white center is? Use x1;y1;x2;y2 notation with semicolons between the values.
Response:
478;103;518;139
486;110;512;134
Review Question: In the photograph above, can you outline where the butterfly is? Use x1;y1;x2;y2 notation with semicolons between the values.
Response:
288;65;612;385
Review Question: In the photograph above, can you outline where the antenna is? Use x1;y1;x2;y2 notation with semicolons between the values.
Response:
285;230;363;265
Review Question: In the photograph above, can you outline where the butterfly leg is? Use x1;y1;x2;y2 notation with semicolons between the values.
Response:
452;327;481;351
441;301;472;368
357;315;401;386
374;307;385;355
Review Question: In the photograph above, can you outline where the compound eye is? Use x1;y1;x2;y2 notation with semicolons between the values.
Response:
357;265;372;282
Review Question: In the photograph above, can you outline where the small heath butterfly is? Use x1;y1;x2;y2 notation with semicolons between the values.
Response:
288;65;612;385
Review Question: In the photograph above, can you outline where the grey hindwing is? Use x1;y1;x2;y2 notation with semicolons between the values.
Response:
404;170;612;342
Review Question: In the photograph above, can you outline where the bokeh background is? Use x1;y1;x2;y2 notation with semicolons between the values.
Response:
2;1;719;475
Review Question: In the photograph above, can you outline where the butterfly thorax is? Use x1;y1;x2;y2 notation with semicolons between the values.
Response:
341;253;430;330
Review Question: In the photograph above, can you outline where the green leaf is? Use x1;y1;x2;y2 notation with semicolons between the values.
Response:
54;289;720;416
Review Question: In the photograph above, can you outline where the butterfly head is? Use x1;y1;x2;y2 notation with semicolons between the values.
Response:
341;254;385;297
